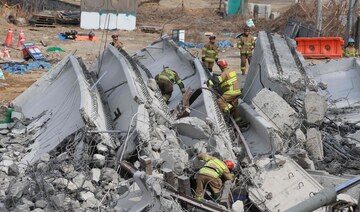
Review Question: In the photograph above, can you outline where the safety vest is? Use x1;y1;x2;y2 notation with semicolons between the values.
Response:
199;158;227;179
344;46;358;57
202;42;218;62
157;69;182;85
217;70;241;95
237;35;255;54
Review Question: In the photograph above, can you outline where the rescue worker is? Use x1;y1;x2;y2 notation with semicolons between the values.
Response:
237;25;255;75
343;38;359;57
202;35;219;72
207;59;243;126
110;33;124;51
155;66;185;104
195;152;235;201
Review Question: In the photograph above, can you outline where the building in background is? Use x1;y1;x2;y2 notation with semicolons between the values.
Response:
80;0;137;31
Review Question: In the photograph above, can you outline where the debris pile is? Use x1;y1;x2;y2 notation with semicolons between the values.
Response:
0;32;359;211
268;0;349;37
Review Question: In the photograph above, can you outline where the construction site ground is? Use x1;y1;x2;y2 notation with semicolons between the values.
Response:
0;0;300;106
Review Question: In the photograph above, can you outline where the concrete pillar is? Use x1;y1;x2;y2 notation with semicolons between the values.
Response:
178;175;191;196
162;168;175;189
139;156;152;175
178;175;192;210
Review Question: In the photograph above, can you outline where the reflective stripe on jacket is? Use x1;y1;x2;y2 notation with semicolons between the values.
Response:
217;69;241;95
237;35;255;54
158;69;182;85
202;42;218;62
344;46;359;57
199;158;227;178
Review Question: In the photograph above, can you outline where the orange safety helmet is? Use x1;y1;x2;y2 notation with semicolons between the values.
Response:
217;59;228;69
225;159;234;170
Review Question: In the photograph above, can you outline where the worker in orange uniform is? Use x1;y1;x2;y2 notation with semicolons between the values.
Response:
155;66;185;104
202;35;219;73
343;38;359;57
207;59;243;125
195;152;235;201
110;33;125;51
237;26;255;75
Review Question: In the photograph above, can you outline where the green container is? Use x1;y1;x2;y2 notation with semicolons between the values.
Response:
0;108;14;124
228;0;241;15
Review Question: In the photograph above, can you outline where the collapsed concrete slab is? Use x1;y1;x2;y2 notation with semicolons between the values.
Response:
252;88;299;137
242;31;308;104
12;55;115;165
238;100;283;156
247;155;323;211
309;58;360;109
90;46;173;159
133;36;236;161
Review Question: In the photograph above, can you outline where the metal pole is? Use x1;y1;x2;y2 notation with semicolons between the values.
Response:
335;175;360;193
347;0;355;42
316;0;323;32
285;175;360;212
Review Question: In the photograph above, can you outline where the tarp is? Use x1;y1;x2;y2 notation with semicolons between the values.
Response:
57;33;68;41
176;40;234;49
217;40;234;48
47;47;66;52
176;41;203;49
2;61;51;74
57;33;97;41
75;35;97;41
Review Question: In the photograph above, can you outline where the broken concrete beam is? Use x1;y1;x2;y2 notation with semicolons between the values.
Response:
173;117;212;139
306;128;324;160
11;111;24;120
162;168;175;189
159;148;188;175
303;92;327;125
139;156;153;175
295;129;306;144
219;180;233;208
242;31;307;103
252;88;299;136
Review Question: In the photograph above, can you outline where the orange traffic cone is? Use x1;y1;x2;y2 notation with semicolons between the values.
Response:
17;30;25;49
4;28;13;47
18;38;25;50
4;48;10;58
0;50;3;59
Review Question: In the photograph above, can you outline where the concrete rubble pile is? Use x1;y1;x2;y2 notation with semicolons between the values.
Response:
0;37;238;211
0;32;359;211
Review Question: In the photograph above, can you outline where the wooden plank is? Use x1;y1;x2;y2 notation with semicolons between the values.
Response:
34;24;56;28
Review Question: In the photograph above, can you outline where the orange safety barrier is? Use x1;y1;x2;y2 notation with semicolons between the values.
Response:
295;37;344;59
